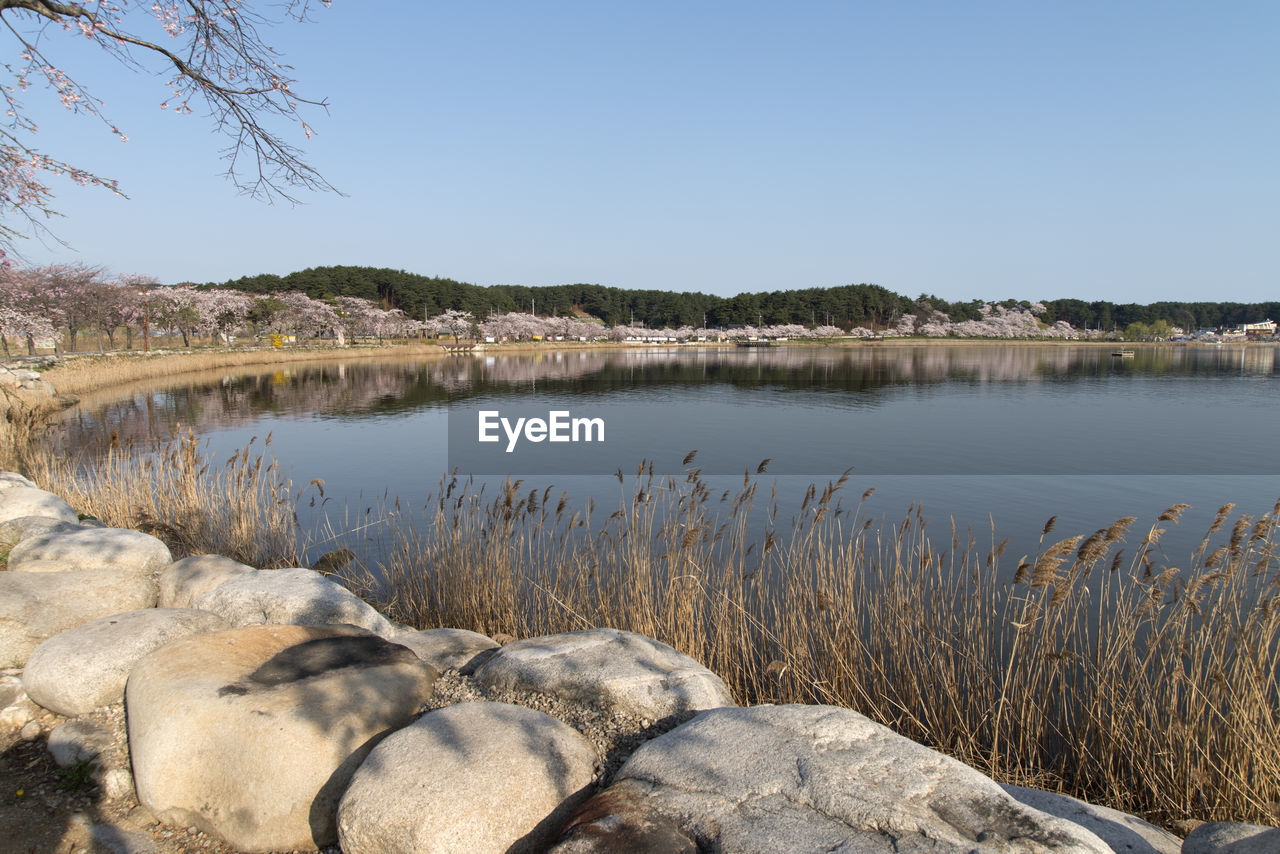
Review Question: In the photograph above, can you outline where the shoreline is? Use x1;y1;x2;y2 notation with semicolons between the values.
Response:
4;340;1277;835
23;335;1274;398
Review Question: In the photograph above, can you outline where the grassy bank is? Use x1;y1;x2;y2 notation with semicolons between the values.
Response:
37;341;436;397
5;351;1280;829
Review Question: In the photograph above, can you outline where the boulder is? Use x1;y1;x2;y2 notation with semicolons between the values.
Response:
1183;821;1280;853
81;820;160;854
47;718;114;767
0;471;37;490
0;486;79;526
0;515;82;551
391;627;500;674
550;784;697;854
192;567;397;635
157;555;255;609
1000;785;1180;853
473;628;733;720
7;527;172;574
592;704;1111;853
0;673;23;708
0;570;158;666
0;674;35;731
338;701;596;854
22;608;230;716
127;624;436;852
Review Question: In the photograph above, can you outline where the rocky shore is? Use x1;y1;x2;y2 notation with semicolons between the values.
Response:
0;471;1277;853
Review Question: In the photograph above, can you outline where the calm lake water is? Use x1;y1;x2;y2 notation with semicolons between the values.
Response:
58;343;1280;566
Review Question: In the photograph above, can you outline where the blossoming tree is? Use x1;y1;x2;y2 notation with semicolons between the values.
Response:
0;0;333;246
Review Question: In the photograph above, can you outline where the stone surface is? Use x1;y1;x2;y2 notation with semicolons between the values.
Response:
88;821;159;854
0;486;79;526
550;785;697;854
0;569;158;666
0;672;23;707
23;608;230;716
0;470;37;489
7;526;172;574
599;704;1111;853
391;627;500;674
127;624;436;852
338;701;596;854
998;788;1177;854
1183;821;1280;854
473;628;733;720
0;515;81;550
999;785;1180;853
192;567;397;635
48;718;114;767
0;677;35;730
157;555;255;609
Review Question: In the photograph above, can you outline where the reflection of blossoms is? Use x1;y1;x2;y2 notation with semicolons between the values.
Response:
61;346;1147;452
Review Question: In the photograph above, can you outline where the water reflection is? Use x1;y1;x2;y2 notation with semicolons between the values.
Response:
57;344;1279;453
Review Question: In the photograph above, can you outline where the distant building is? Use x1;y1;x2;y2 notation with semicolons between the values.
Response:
1242;320;1276;338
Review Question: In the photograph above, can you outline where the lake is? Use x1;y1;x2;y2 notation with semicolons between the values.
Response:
57;342;1280;568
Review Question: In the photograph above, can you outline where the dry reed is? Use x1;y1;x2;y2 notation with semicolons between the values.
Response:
338;463;1279;828
27;432;306;567
40;343;428;396
8;411;1279;828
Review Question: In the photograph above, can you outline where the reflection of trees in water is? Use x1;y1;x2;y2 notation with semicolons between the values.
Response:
58;345;1278;452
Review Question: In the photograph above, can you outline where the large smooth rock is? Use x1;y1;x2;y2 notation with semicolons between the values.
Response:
7;527;172;574
157;555;255;609
192;567;397;635
0;515;81;550
551;785;697;854
0;471;37;490
0;570;158;666
391;627;500;674
593;704;1111;853
1000;785;1180;853
0;486;79;526
47;718;114;767
473;628;733;720
338;701;596;854
23;608;230;716
1183;821;1280;853
127;624;436;852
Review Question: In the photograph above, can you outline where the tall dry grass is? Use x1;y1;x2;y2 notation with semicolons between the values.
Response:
9;420;1279;827
40;343;426;396
27;432;306;567
344;460;1279;828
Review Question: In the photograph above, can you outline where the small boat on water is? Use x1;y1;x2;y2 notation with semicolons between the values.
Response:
1112;349;1135;358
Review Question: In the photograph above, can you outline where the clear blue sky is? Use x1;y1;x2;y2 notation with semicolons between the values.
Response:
13;1;1279;304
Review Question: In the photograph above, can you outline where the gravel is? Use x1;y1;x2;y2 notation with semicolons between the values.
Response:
424;667;696;786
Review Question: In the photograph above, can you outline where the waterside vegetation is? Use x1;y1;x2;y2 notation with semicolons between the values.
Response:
4;362;1276;830
215;264;1280;335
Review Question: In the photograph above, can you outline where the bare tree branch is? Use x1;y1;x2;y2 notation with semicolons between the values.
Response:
0;0;335;251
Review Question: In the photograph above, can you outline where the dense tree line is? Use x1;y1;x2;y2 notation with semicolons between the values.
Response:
209;266;1276;332
1036;299;1280;333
